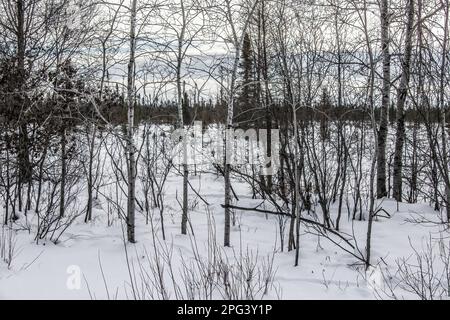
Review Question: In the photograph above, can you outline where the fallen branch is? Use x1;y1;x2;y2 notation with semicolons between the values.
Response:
222;204;354;247
221;204;369;265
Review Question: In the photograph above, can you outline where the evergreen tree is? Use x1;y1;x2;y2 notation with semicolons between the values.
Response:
237;32;256;126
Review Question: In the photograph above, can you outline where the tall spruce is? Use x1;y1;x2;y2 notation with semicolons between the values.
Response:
237;32;256;125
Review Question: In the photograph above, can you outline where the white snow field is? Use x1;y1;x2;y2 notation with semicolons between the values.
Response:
0;170;447;300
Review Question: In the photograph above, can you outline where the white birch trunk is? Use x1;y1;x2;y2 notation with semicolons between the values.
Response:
127;0;138;243
393;0;415;202
224;0;259;247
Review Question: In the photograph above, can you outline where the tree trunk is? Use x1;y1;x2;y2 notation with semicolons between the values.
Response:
293;103;301;267
178;0;189;235
377;0;390;199
60;129;66;218
16;0;32;215
126;0;138;243
440;0;450;223
85;124;96;223
393;0;415;203
223;0;259;247
360;0;377;270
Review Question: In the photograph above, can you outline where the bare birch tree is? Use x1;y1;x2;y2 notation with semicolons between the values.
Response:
221;0;259;247
126;0;138;243
377;0;391;199
393;0;415;203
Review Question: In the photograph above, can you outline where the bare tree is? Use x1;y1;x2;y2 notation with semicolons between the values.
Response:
219;0;260;247
377;0;391;199
393;0;415;203
126;0;138;243
438;0;450;223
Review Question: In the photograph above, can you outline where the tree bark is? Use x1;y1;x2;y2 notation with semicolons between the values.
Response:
59;128;66;218
177;0;189;236
223;0;259;247
393;0;415;203
377;0;390;199
126;0;138;243
440;0;450;223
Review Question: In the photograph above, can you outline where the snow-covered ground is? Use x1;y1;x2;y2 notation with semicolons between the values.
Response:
0;172;447;300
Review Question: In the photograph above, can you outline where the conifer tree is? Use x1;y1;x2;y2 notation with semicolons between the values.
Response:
237;32;256;125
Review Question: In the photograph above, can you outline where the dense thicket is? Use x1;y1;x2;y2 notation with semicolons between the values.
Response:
0;0;449;270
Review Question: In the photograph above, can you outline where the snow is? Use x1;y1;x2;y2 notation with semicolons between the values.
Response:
0;172;445;300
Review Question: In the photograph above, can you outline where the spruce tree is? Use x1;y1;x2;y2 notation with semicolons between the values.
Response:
237;32;256;126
